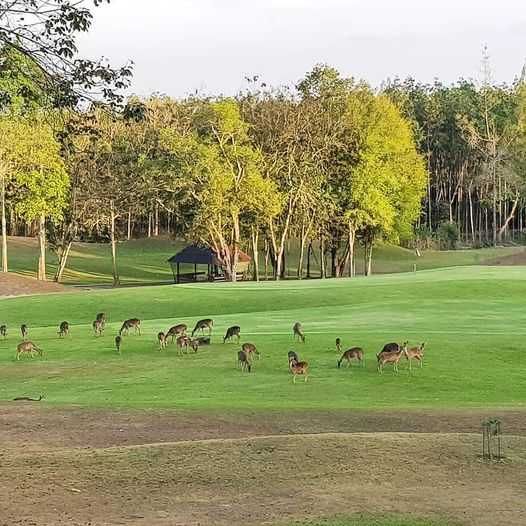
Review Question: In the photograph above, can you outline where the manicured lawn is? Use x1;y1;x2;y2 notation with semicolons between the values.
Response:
0;266;524;410
3;235;523;284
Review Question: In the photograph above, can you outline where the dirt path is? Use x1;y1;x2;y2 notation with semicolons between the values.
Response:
0;272;73;298
1;405;525;448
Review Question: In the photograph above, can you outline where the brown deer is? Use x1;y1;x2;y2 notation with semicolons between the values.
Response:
0;325;7;338
96;313;107;329
119;318;141;336
189;339;200;353
288;351;299;369
58;321;69;338
241;343;260;361
404;341;426;370
158;332;168;350
377;342;408;374
194;336;211;345
335;338;342;353
115;335;123;353
166;324;187;342
293;322;305;343
176;335;192;355
238;350;251;372
20;324;28;341
191;318;213;337
223;325;241;344
338;347;364;368
381;342;401;353
16;341;43;360
13;394;45;401
93;319;104;336
290;357;308;383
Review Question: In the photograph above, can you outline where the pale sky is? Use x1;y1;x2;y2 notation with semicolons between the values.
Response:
78;0;526;98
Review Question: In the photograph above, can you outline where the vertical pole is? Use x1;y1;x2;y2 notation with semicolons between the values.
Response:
1;173;8;272
177;262;180;284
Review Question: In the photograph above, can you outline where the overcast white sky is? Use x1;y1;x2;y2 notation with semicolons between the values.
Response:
78;0;526;98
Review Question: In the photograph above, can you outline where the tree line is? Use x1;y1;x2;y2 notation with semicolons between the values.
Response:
1;3;525;284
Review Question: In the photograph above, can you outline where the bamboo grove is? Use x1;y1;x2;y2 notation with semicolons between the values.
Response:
1;50;525;283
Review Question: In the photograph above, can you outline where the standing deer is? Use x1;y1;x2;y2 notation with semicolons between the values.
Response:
176;335;192;355
337;347;364;368
96;313;107;330
93;320;104;336
191;319;213;337
115;335;122;353
58;321;69;338
293;322;305;343
335;338;342;353
15;342;43;360
288;351;299;369
0;325;7;338
20;324;28;341
290;357;308;383
237;350;252;372
158;332;168;350
404;341;426;370
377;342;408;374
223;326;241;344
119;318;141;336
381;342;402;353
166;324;187;342
241;343;260;361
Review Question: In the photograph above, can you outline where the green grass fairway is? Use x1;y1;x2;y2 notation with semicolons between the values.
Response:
0;266;525;410
4;235;524;284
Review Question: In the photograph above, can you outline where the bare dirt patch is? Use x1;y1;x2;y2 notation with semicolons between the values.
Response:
1;407;525;526
0;272;73;298
479;249;526;266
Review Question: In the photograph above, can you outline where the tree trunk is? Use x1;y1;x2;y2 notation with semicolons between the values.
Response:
127;211;132;241
319;235;326;279
154;203;159;237
251;228;259;281
37;215;46;281
53;239;73;283
306;240;312;279
298;224;307;280
1;173;7;273
110;200;120;286
498;195;520;238
348;224;356;277
264;238;269;281
364;228;373;277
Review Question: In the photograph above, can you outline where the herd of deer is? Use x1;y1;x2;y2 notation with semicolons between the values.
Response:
3;314;427;385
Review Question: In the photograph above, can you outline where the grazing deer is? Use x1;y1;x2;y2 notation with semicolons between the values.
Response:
335;338;342;353
176;335;192;355
58;321;69;338
404;341;426;370
20;324;28;341
381;342;401;353
337;347;364;368
96;313;107;329
194;336;210;345
119;318;141;336
377;342;408;374
288;351;299;369
16;341;43;360
241;343;260;361
293;322;305;343
238;350;252;372
115;335;122;353
93;319;104;336
191;318;213;337
13;394;45;401
189;339;200;353
158;332;168;350
223;325;241;344
290;358;308;383
0;325;7;338
166;324;187;342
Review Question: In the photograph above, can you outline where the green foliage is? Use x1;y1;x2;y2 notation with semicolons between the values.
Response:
437;222;460;250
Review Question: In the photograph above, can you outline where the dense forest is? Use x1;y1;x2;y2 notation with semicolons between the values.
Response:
1;2;525;284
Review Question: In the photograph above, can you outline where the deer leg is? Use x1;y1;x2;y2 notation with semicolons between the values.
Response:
293;374;296;384
304;373;307;383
